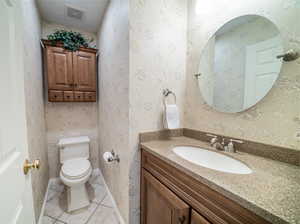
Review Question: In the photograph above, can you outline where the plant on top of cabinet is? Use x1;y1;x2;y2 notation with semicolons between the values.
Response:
42;39;98;102
47;30;91;51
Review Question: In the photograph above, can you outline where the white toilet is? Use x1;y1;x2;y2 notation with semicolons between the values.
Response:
58;136;92;212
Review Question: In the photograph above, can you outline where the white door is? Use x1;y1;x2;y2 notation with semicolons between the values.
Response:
0;0;36;223
243;36;283;109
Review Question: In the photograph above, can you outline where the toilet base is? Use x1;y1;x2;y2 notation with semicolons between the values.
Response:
67;184;90;212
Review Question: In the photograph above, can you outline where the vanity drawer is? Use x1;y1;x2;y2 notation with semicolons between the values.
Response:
141;149;270;224
74;91;84;102
63;91;74;102
84;92;96;102
49;90;63;102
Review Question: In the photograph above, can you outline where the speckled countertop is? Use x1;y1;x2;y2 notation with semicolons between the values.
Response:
141;136;300;224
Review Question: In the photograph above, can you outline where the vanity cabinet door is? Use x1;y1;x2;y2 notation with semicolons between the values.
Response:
45;46;74;90
73;50;97;92
141;169;189;224
191;210;211;224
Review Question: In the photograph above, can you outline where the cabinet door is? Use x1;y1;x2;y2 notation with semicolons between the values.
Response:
46;46;73;90
73;50;96;91
191;210;211;224
141;169;189;224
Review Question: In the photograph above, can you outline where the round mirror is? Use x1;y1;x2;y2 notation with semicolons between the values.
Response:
197;15;283;113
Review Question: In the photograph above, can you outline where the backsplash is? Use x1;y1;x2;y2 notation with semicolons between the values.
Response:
184;0;300;150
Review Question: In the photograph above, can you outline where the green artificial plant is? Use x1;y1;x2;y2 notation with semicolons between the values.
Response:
47;30;90;51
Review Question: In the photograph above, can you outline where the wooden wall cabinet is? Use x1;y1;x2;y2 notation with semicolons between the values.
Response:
43;40;97;102
141;149;271;224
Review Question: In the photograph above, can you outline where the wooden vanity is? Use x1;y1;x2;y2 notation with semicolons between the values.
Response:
141;149;270;224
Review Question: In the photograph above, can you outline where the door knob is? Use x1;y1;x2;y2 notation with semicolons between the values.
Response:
23;159;40;175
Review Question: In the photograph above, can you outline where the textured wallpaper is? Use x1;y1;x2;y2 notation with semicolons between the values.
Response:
185;0;300;150
41;23;99;178
45;103;99;177
97;0;129;223
21;0;49;221
96;1;187;223
129;0;187;223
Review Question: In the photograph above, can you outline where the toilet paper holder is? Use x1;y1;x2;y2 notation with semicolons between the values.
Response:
108;150;120;163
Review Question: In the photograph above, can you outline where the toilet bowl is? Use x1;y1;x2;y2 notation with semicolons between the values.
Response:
58;136;92;212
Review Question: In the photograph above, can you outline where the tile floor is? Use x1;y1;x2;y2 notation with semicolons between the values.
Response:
42;171;120;224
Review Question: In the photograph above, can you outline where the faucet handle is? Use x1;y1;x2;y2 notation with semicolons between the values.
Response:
226;139;243;153
206;134;218;145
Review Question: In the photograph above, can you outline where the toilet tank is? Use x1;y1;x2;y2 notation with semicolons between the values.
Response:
58;136;90;163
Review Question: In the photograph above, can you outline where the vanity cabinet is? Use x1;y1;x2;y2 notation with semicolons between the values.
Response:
191;210;211;224
141;149;271;224
141;169;190;224
43;40;97;102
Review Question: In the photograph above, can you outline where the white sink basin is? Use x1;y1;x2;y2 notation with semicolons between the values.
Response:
172;146;252;174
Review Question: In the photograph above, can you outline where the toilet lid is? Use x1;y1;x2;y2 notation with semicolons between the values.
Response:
62;158;91;179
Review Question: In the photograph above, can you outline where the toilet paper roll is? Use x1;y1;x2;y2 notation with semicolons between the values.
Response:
103;151;113;163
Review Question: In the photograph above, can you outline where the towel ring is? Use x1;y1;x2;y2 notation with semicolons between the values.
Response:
163;89;176;106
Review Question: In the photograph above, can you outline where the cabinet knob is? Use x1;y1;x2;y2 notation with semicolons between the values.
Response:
178;216;186;224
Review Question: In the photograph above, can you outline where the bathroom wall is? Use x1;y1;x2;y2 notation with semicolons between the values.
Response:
185;0;300;150
21;0;49;221
97;0;187;223
129;0;187;223
97;0;130;222
41;22;99;177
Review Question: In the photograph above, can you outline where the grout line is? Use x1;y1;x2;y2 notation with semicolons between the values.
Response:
84;202;102;224
43;215;57;223
100;204;114;208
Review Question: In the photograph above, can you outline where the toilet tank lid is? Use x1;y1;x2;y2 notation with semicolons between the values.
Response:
58;136;90;146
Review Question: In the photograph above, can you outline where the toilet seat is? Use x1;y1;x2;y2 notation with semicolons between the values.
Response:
61;158;91;180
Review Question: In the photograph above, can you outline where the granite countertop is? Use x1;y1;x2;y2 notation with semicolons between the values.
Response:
141;136;300;224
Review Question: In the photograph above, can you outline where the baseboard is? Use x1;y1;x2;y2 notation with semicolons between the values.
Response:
95;168;126;224
37;180;51;224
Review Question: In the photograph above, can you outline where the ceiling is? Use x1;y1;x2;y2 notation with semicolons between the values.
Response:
37;0;109;33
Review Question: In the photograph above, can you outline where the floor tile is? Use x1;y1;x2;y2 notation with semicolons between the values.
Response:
87;205;119;224
42;216;56;224
54;221;66;224
47;188;61;202
101;195;114;208
88;173;105;186
87;183;107;204
44;192;65;219
57;203;98;224
50;180;65;193
43;173;120;224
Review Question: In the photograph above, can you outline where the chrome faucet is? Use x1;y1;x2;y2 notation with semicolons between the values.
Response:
206;134;225;151
206;134;244;152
